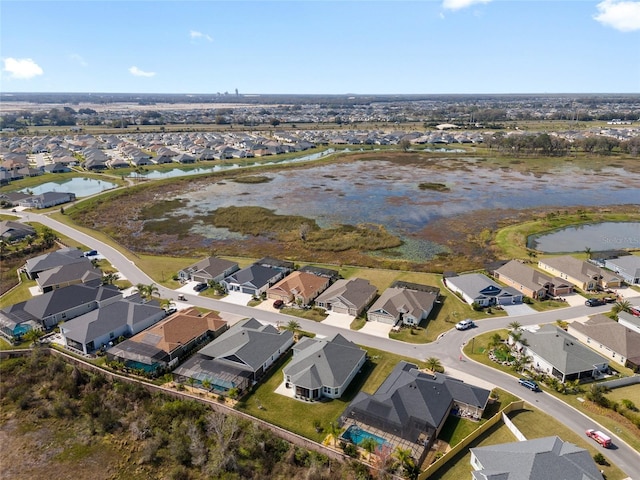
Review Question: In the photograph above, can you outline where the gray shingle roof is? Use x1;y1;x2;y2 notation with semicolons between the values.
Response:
62;299;164;344
25;247;86;276
224;265;281;289
569;314;640;363
284;333;366;390
344;361;490;442
0;284;122;328
197;318;293;372
315;278;377;309
368;287;437;320
36;260;102;289
521;325;609;375
471;436;603;480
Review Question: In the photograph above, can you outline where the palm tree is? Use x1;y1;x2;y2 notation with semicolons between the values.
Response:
489;333;503;349
23;328;43;346
101;272;118;285
160;298;175;311
285;319;300;334
508;321;522;331
584;246;592;260
329;422;342;447
393;447;414;472
612;299;632;314
202;379;211;392
360;437;377;461
425;357;443;373
146;283;159;299
134;283;148;298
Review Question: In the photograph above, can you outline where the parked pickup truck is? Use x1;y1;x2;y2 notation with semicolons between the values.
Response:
586;429;611;448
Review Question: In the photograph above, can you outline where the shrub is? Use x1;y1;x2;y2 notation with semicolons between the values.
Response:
621;399;637;411
593;453;608;465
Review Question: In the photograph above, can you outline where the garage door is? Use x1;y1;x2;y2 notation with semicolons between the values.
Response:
241;287;255;295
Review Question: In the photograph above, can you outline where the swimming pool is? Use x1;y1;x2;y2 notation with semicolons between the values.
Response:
342;425;388;448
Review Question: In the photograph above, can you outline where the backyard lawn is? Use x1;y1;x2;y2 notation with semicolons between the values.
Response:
236;347;425;442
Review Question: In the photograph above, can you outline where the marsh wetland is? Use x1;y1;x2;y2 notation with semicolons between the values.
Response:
69;152;640;270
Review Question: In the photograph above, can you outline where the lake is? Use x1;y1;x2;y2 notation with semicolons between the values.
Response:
22;177;118;197
528;222;640;253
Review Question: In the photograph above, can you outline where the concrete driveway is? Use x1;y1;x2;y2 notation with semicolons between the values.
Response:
321;311;354;329
220;290;253;306
501;303;537;316
359;321;393;338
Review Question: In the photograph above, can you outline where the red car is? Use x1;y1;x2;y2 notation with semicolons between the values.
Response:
273;300;284;309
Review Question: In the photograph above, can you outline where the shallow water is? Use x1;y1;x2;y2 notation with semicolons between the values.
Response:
22;177;117;197
529;222;640;252
162;159;640;261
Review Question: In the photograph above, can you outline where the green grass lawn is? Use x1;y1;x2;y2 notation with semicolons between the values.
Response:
463;330;640;453
280;307;328;322
0;272;37;307
606;384;640;406
431;406;627;480
509;409;626;480
236;347;425;442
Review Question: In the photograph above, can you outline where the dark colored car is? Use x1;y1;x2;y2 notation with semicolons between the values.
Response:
273;299;284;309
84;250;98;257
193;282;208;292
518;378;541;391
585;298;606;307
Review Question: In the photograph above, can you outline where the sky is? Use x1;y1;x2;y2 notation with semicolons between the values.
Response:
1;0;639;94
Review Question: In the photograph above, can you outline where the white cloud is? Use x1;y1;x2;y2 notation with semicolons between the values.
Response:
190;30;213;42
2;57;44;79
442;0;492;11
69;53;88;67
594;0;640;32
129;66;156;77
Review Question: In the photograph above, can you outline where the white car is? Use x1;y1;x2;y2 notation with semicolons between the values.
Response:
455;319;475;330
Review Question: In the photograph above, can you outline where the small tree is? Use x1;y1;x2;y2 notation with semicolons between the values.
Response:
360;437;377;461
425;357;443;373
23;328;44;346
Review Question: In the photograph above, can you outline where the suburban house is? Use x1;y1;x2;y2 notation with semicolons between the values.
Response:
470;436;604;480
61;297;167;354
518;325;609;382
315;278;377;316
0;284;122;341
298;265;340;282
366;286;439;326
538;256;622;291
0;220;36;242
222;264;285;296
178;256;239;284
603;255;640;285
283;333;366;401
493;260;573;300
35;261;102;293
256;257;295;274
341;361;490;458
267;271;331;305
568;314;640;372
445;273;523;306
618;311;640;335
172;318;294;394
24;247;87;279
106;307;228;374
18;191;76;209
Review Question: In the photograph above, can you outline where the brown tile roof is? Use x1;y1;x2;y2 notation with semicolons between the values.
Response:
268;271;329;299
132;307;226;355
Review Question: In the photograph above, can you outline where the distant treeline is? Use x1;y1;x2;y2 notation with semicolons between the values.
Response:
484;132;640;156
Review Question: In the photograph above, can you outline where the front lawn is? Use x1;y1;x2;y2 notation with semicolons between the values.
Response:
281;306;328;322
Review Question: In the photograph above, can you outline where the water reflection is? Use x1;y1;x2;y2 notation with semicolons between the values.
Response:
22;177;117;197
529;222;640;252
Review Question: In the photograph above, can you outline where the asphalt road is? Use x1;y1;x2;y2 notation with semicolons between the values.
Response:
13;210;640;478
